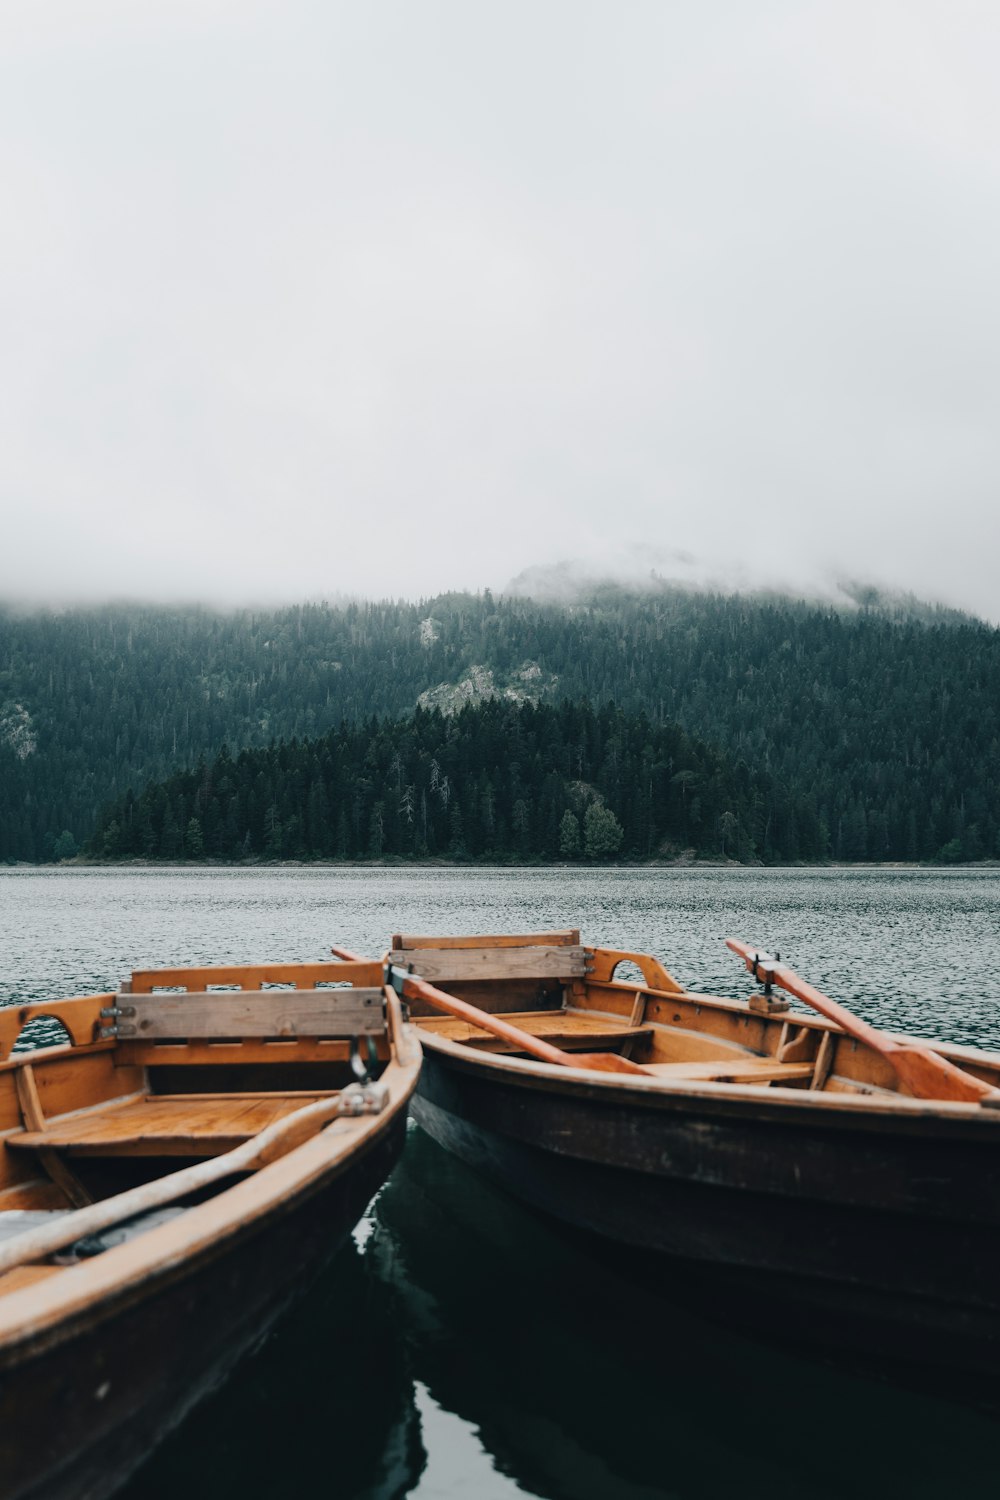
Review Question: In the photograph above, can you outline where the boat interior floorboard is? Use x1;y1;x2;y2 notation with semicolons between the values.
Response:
7;1092;333;1158
416;1008;653;1053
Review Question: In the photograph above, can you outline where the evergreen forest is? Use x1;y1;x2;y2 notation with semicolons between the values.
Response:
2;584;998;864
88;699;779;863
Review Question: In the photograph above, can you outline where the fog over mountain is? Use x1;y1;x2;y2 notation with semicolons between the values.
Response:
2;3;999;621
504;555;981;624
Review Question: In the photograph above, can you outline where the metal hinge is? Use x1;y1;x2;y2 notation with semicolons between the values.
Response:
98;1005;137;1040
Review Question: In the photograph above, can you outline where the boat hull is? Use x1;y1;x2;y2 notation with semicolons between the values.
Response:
414;1043;1000;1373
0;1110;407;1500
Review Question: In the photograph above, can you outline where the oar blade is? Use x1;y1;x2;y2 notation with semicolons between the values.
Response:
568;1051;651;1076
888;1045;996;1104
727;937;1000;1105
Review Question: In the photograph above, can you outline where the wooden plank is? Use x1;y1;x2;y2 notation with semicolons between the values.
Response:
128;988;386;1039
417;1009;626;1037
0;1039;119;1078
810;1029;836;1091
627;995;647;1029
14;1067;45;1132
0;1179;69;1212
394;946;585;982
129;960;383;992
416;1008;651;1054
37;1148;92;1207
0;1076;23;1133
11;1067;91;1214
643;1060;815;1084
645;1031;763;1065
116;1036;390;1067
392;930;579;951
147;1091;340;1101
8;1093;332;1158
9;1054;141;1208
426;1027;653;1055
403;978;561;1018
778;1025;814;1064
33;1051;144;1117
622;993;648;1060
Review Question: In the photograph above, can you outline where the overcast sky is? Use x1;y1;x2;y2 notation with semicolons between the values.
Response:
2;2;999;619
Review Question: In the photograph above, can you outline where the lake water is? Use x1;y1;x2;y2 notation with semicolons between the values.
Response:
3;866;1000;1497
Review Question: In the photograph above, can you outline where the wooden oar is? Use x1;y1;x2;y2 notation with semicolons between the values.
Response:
726;938;998;1104
0;1085;388;1278
386;964;650;1076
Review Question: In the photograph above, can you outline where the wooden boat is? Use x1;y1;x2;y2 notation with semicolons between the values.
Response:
388;929;1000;1374
0;956;420;1500
370;1128;1000;1492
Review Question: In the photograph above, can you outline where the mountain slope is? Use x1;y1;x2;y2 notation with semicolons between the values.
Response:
2;587;998;862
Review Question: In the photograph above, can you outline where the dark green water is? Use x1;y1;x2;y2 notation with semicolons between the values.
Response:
3;867;1000;1497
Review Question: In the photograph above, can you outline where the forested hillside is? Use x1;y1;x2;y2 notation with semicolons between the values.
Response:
2;587;998;863
89;700;784;863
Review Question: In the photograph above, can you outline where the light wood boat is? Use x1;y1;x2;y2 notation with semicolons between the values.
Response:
389;929;1000;1373
0;957;420;1500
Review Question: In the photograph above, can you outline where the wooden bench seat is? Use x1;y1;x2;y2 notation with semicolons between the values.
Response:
643;1059;815;1085
416;1009;652;1055
7;1092;331;1158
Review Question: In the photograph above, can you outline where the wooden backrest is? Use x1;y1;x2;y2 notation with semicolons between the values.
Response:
120;960;386;1041
123;989;386;1041
128;960;383;992
389;931;585;985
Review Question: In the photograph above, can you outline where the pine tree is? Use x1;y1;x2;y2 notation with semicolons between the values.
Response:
584;803;624;859
559;810;581;857
53;830;77;860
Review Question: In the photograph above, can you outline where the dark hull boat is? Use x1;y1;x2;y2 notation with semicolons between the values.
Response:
0;956;420;1500
369;1129;1000;1495
390;930;1000;1375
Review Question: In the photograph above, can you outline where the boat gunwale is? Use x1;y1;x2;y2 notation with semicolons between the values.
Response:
414;1024;1000;1133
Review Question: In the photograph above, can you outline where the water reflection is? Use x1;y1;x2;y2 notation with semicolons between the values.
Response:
105;1122;1000;1500
117;1223;425;1500
371;1131;1000;1500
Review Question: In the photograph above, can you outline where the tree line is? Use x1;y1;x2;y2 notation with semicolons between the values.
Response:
89;698;790;863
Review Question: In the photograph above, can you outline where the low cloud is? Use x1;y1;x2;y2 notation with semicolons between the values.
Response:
1;2;998;623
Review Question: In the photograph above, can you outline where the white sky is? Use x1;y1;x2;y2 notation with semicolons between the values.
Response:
1;1;999;619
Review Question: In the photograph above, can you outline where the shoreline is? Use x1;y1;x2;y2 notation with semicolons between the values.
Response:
5;858;1000;873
